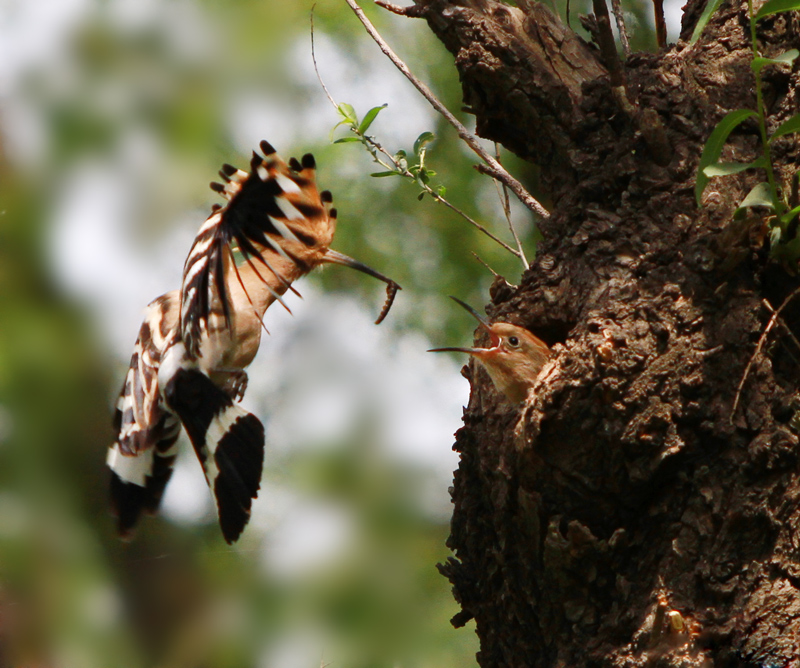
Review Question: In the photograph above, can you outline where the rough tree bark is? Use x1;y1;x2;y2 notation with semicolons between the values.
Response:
399;0;800;665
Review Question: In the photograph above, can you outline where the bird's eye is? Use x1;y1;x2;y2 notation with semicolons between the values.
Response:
508;336;520;347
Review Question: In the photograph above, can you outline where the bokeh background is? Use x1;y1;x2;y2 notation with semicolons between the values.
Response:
0;0;677;666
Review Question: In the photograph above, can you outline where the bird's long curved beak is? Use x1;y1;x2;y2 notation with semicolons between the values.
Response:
323;249;401;324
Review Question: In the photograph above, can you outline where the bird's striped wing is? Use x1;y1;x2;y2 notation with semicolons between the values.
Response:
107;291;182;536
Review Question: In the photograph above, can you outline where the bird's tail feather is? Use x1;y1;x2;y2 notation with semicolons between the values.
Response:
164;368;264;543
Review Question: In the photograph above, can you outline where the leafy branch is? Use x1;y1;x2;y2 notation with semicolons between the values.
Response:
331;102;526;262
694;0;800;259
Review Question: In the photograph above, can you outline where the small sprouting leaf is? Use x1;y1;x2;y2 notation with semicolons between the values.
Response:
754;0;800;21
752;49;799;74
413;131;435;156
333;136;363;144
337;103;358;126
703;157;767;177
770;113;800;142
696;109;758;206
371;170;399;177
437;185;447;198
737;182;775;213
395;150;407;159
417;192;426;201
358;104;388;134
689;0;726;43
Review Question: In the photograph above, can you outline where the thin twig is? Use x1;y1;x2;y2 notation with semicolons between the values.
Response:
344;0;549;220
609;0;631;56
374;0;423;15
762;299;800;356
653;0;667;48
591;0;624;88
471;251;500;277
493;143;528;267
731;287;800;423
311;10;522;258
310;8;338;110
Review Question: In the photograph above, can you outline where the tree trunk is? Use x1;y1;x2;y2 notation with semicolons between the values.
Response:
405;0;800;665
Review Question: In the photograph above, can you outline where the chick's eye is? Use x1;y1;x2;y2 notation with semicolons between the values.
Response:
508;336;520;347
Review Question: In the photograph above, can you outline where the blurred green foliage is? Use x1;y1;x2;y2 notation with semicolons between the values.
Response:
0;0;660;665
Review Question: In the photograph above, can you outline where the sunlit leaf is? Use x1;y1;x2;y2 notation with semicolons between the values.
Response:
337;102;358;126
413;131;436;156
689;0;726;43
696;109;758;205
736;182;775;214
371;170;399;177
333;136;363;144
358;104;388;134
770;113;800;141
437;185;447;197
752;49;799;74
755;0;800;21
780;204;800;224
703;158;766;177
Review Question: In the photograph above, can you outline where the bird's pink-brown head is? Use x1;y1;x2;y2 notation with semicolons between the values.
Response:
429;297;550;404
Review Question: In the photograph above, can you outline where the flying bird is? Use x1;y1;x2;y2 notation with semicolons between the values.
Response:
429;297;550;404
108;141;400;543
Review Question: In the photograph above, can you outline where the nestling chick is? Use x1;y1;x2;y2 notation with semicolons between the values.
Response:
429;297;550;403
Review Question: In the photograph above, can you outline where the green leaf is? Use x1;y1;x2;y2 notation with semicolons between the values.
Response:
333;136;363;144
736;182;775;213
780;204;800;224
703;158;767;177
755;0;800;21
413;131;435;156
358;104;387;134
370;170;399;177
696;109;758;205
751;49;799;75
417;192;426;201
770;113;800;141
689;0;727;43
437;185;447;198
337;103;358;126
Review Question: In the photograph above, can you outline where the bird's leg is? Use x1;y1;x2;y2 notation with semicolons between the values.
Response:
214;368;249;401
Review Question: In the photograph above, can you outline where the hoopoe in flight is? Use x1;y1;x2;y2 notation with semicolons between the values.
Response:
108;141;400;544
429;297;550;404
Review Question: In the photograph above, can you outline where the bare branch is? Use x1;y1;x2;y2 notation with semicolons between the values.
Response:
493;143;528;268
374;0;423;16
471;251;501;278
609;0;631;56
344;0;549;220
310;8;339;112
731;287;800;423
